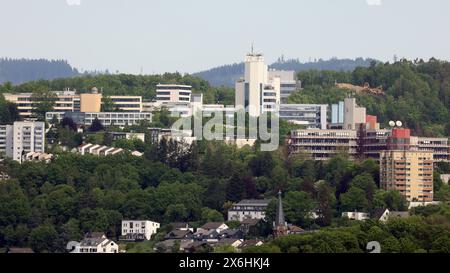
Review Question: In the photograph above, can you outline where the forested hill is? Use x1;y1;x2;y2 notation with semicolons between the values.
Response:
193;57;376;87
0;58;79;85
288;58;450;137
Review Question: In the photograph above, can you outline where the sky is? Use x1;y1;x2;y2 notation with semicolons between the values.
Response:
0;0;449;74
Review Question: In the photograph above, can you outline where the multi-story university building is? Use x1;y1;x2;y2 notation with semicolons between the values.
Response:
279;104;328;129
0;121;45;162
380;150;434;202
4;88;143;118
289;129;358;160
268;70;301;103
156;84;192;104
45;111;152;127
289;127;450;163
235;51;281;117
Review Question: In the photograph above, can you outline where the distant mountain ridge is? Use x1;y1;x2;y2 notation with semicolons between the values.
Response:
193;57;377;87
0;58;79;85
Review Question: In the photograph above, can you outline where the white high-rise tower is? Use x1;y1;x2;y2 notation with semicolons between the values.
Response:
235;49;280;117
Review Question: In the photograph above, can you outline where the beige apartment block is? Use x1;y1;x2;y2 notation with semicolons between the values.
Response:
380;150;434;202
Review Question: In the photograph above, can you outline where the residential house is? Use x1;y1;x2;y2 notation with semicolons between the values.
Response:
194;229;220;243
121;220;160;241
197;222;229;234
164;229;194;240
219;229;244;240
215;238;243;249
372;208;390;222
71;233;119;253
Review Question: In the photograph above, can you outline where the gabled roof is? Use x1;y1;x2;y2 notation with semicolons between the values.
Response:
372;208;389;220
165;229;193;239
200;222;226;230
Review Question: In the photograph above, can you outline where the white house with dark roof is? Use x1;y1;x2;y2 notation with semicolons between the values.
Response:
227;199;271;221
71;233;119;253
196;222;229;234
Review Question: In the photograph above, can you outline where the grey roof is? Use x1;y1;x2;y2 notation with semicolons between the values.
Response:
200;222;226;230
234;199;271;206
165;229;193;239
240;218;261;226
275;191;286;227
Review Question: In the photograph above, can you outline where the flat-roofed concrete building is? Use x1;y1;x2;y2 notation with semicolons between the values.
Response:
46;111;152;127
156;84;192;104
268;70;300;103
380;150;434;202
279;104;328;129
5;89;145;117
289;129;358;160
110;96;142;112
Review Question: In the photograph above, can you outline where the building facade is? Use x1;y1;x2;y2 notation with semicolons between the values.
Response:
235;51;281;117
46;111;152;127
227;199;271;222
279;104;328;129
4;89;145;118
121;220;160;241
268;70;300;103
0;121;45;162
156;84;192;104
380;150;434;202
289;129;358;160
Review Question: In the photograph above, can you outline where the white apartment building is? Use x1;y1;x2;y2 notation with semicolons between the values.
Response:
156;84;192;104
235;51;281;117
121;220;160;241
228;199;271;222
0;121;45;162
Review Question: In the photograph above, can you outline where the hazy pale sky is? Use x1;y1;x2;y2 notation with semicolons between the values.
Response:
0;0;449;74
